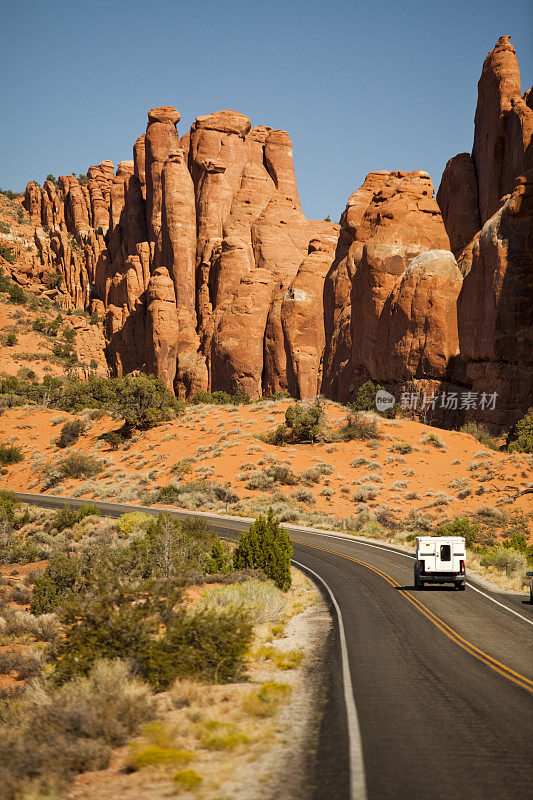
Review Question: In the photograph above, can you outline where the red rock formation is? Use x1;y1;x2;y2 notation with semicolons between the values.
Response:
472;35;533;224
210;270;275;398
436;154;481;257
281;232;339;399
161;150;207;396
322;171;390;399
145;267;180;389
20;34;529;432
324;170;450;399
23;182;42;222
145;106;181;248
457;170;533;428
377;250;462;382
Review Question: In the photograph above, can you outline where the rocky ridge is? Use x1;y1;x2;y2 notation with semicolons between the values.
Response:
8;36;531;431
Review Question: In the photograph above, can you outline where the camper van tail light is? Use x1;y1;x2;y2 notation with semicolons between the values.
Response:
460;560;465;573
419;560;425;574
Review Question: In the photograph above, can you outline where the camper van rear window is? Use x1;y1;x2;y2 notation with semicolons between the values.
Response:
440;544;451;561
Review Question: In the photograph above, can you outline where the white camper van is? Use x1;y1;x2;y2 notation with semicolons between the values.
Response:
414;536;466;590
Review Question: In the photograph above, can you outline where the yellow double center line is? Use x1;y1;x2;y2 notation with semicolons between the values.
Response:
296;541;533;694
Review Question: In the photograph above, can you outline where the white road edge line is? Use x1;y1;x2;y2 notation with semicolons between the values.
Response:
464;583;533;626
297;530;533;627
292;557;367;800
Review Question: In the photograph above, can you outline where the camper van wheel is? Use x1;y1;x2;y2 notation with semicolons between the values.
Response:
458;583;465;591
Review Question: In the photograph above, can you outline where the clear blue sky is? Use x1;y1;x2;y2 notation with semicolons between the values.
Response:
2;0;531;221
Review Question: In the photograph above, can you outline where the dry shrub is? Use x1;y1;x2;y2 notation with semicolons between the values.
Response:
1;608;61;642
170;678;207;709
0;660;154;800
196;579;286;624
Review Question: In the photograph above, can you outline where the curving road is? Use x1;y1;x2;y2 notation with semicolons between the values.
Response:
11;493;533;800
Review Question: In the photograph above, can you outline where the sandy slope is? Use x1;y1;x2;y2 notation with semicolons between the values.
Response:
1;400;531;531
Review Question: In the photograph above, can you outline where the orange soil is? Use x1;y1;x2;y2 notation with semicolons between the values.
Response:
1;401;531;538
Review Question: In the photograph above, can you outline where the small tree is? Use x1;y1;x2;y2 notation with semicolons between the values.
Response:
508;408;533;454
0;443;24;466
115;374;183;431
55;418;85;448
435;517;479;547
52;505;79;531
233;511;292;590
283;402;324;443
204;538;231;574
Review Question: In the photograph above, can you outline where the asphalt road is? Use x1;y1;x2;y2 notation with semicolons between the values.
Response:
11;493;533;800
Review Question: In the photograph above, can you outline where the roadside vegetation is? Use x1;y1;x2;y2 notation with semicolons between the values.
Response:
0;373;183;432
0;500;315;799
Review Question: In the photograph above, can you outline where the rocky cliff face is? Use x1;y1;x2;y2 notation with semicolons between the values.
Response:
457;170;533;429
435;35;533;428
17;36;531;430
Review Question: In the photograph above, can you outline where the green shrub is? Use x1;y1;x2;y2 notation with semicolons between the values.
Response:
33;314;62;336
5;332;17;346
204;538;232;574
99;430;123;449
284;403;323;442
435;517;480;547
42;451;103;488
78;503;100;520
52;504;80;531
30;574;61;615
0;443;24;466
141;607;253;690
233;511;292;590
0;531;39;566
190;389;250;405
0;221;10;234
115;374;184;430
31;553;79;614
0;243;15;264
480;546;528;574
0;374;182;432
0;490;18;522
55;418;86;448
507;408;533;454
171;458;193;476
349;380;394;417
50;503;99;533
48;531;252;689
